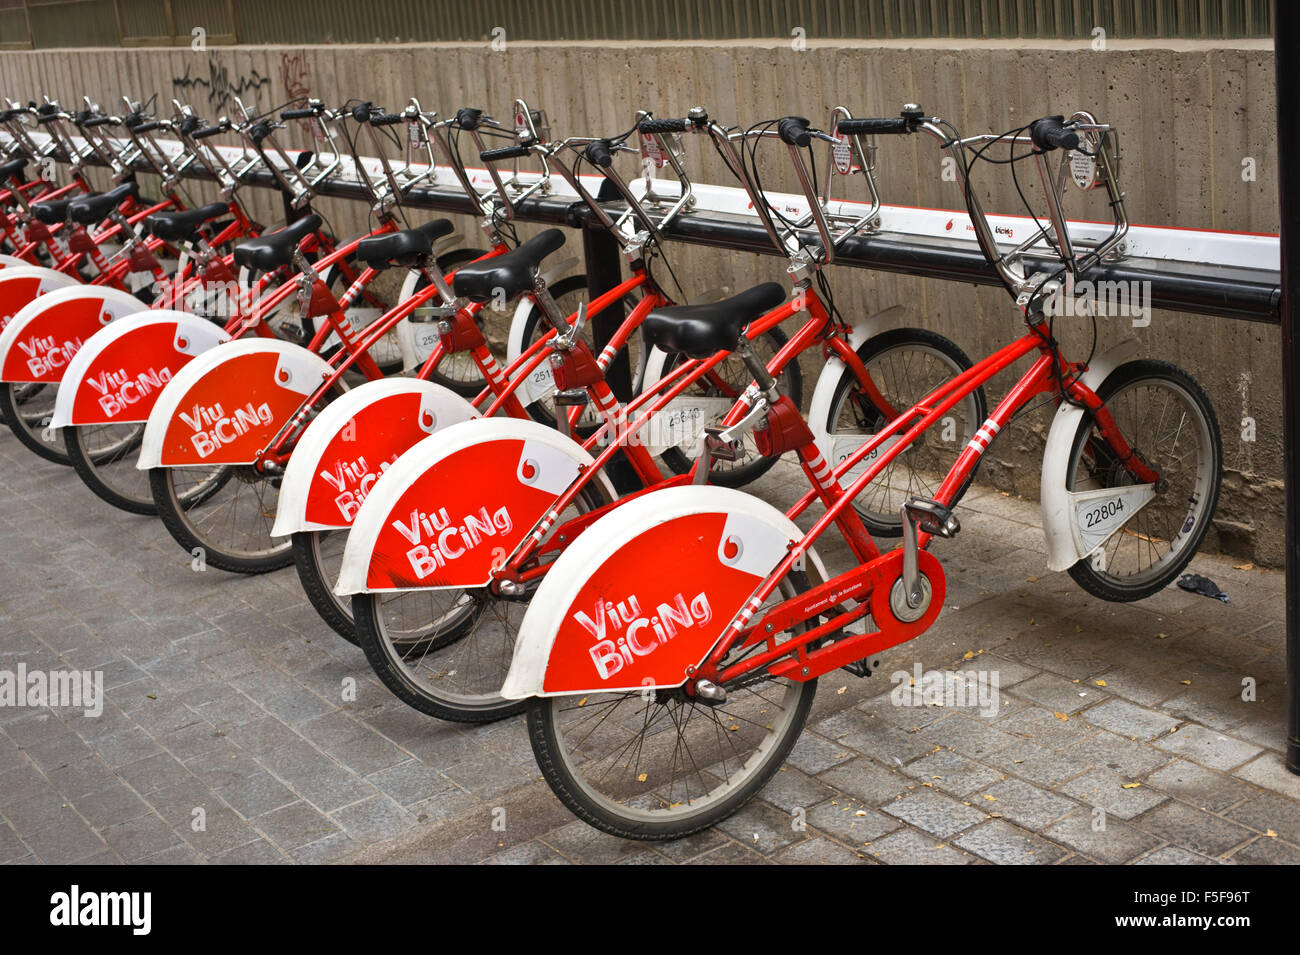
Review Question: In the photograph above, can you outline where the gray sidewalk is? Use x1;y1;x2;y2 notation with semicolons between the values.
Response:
0;431;1296;865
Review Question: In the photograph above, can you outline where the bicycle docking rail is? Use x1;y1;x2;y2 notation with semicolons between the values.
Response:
4;118;1279;324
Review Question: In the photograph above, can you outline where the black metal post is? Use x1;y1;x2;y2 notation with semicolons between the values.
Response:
580;217;641;494
1275;0;1300;775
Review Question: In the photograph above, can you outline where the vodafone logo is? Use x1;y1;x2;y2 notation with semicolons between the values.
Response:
945;219;954;231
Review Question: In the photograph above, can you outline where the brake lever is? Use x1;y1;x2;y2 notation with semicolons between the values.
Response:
553;300;587;349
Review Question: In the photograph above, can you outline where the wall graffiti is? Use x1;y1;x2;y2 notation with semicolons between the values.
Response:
280;51;315;139
172;55;271;115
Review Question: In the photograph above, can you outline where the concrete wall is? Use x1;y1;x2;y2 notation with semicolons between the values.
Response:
0;38;1283;563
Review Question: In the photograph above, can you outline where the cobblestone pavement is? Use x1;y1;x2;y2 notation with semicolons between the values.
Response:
1;429;1296;865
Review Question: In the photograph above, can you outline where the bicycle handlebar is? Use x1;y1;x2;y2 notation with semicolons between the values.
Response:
370;112;405;127
583;139;613;168
777;116;812;147
480;142;534;162
837;117;910;135
638;117;687;134
191;124;227;140
280;108;316;121
1029;116;1080;152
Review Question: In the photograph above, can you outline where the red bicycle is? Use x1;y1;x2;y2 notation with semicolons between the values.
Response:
500;107;1223;839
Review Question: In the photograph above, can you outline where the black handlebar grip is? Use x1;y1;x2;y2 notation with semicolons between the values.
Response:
35;113;61;125
0;109;19;122
132;121;163;134
179;114;203;136
837;117;912;135
455;107;483;131
281;108;316;121
777;116;813;147
35;103;57;116
248;122;272;145
638;117;687;134
584;139;614;168
122;111;146;129
350;102;374;124
1030;116;1080;152
82;115;116;128
480;143;533;162
371;112;404;127
73;109;93;126
192;124;227;140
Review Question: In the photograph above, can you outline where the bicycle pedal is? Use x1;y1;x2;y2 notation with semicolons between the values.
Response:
841;657;881;679
553;388;590;408
703;427;741;462
903;497;960;538
276;321;308;345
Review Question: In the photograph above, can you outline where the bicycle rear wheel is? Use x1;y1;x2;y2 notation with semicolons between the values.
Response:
0;382;69;464
149;464;288;574
527;570;816;840
350;481;612;721
1065;359;1221;601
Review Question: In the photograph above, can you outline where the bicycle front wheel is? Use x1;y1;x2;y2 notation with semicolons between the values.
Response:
1065;359;1221;601
527;570;817;841
822;327;985;537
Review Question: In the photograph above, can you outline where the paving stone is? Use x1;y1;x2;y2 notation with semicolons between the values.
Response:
1229;835;1300;865
985;740;1087;788
1042;809;1161;864
1064;731;1172;778
99;812;183;862
817;758;914;805
955;819;1069;865
650;828;731;863
1081;699;1181;740
806;799;900;845
364;760;450;808
211;839;288;864
214;768;298;818
289;831;361;864
775;836;870;864
329;795;416;845
903;748;1003;798
880;789;988;839
1153;724;1262;771
1059;768;1168;820
482;841;571;865
1134;801;1255;859
756;765;838;813
1225;791;1300;846
837;714;938;764
977;777;1077;830
1145;759;1256;813
714;800;806;856
253;800;341;851
863;827;978;865
785;732;855;775
22;815;108;863
1232;752;1300;800
922;713;1019;760
686;841;773;865
1010;672;1109;715
69;781;153;830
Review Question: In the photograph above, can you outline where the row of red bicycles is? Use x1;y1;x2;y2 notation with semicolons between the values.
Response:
0;92;1222;839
